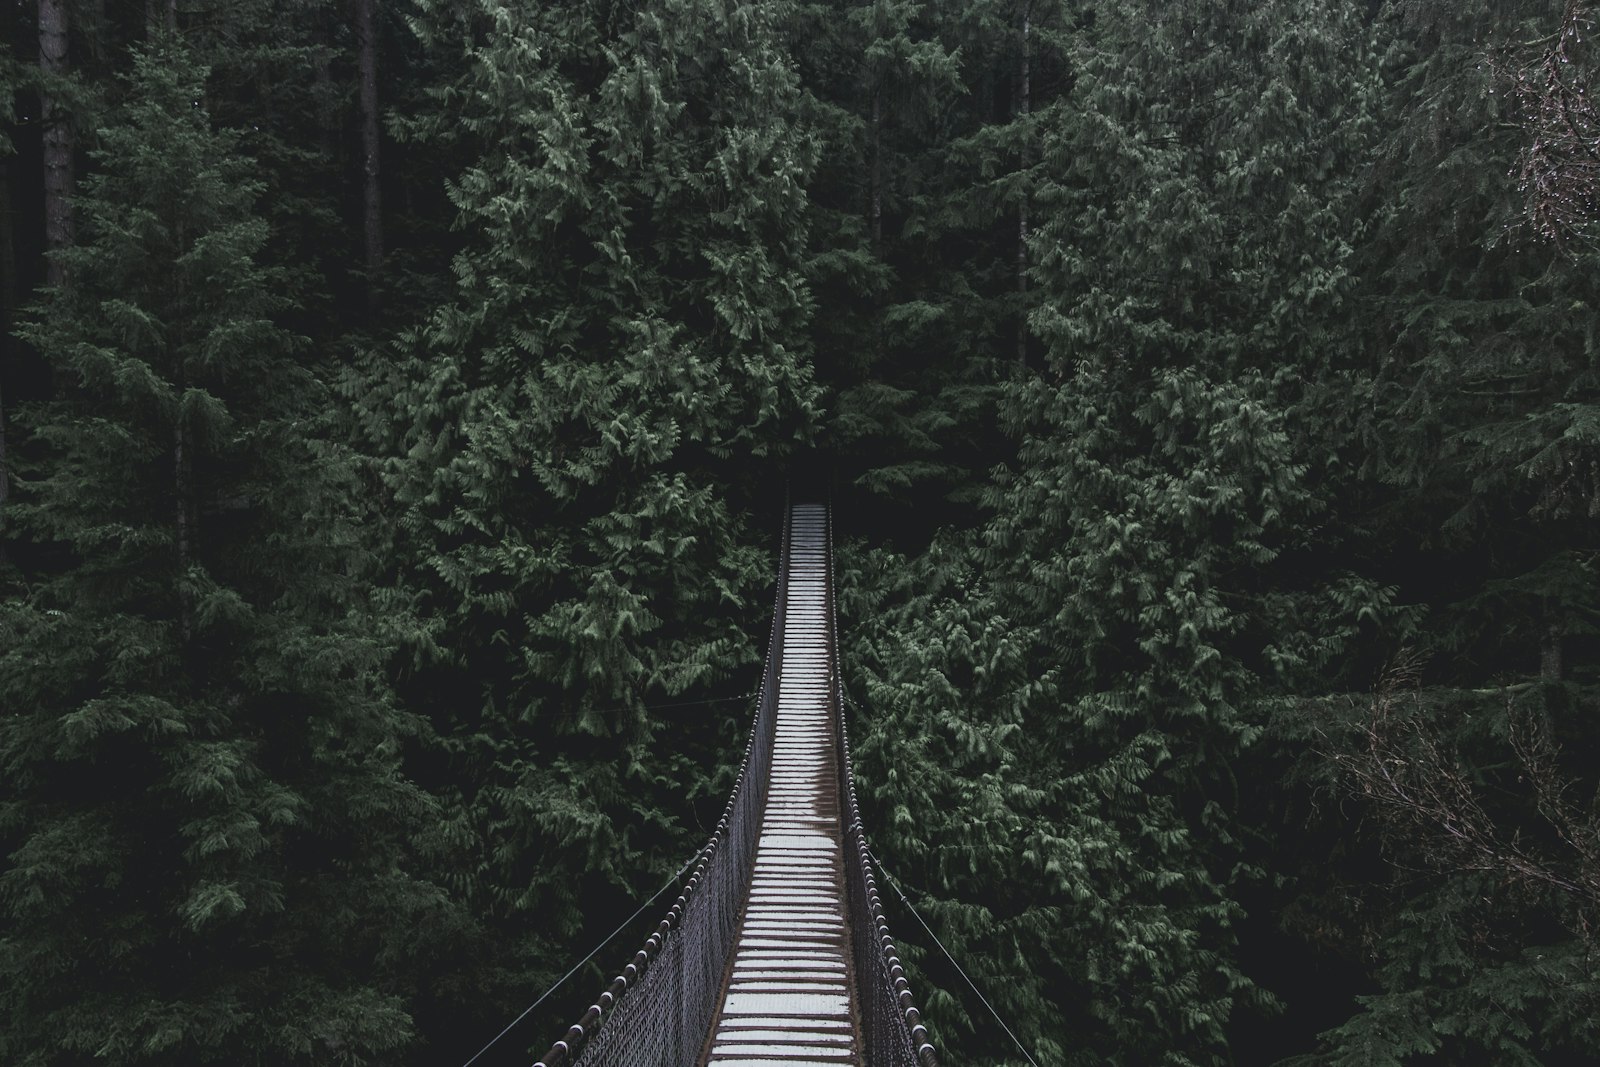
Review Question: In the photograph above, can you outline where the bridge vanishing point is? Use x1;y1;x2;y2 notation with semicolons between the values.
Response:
528;500;939;1067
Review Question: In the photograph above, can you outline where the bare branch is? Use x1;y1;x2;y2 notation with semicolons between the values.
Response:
1491;1;1600;248
1317;654;1600;937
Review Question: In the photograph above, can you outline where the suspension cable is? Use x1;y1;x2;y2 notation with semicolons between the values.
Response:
866;843;1044;1067
836;677;1041;1066
459;855;696;1067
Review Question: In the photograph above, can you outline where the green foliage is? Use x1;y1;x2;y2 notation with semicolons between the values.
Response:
4;0;1599;1063
1273;681;1600;1065
0;42;441;1066
1027;0;1378;381
797;0;1034;509
1348;0;1600;682
844;366;1339;1064
343;0;827;1043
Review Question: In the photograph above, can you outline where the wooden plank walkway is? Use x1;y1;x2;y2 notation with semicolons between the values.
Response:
702;502;860;1067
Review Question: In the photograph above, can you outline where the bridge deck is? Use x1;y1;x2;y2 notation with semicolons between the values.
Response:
702;503;859;1066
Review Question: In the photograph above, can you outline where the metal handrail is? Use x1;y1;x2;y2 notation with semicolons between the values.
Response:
826;496;940;1067
527;490;939;1067
530;494;791;1067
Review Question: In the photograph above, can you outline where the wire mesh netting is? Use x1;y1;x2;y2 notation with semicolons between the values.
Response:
530;511;787;1067
827;503;940;1067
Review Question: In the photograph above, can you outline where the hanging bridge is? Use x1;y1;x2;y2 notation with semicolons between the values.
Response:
529;500;939;1067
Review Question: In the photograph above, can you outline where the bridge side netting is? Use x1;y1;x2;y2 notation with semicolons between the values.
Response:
827;504;940;1067
531;499;938;1067
531;513;789;1067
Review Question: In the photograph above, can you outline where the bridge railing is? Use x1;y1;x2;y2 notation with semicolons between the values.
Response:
530;504;790;1067
530;496;939;1067
826;502;941;1067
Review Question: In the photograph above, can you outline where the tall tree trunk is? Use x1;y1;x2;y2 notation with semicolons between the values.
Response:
0;368;8;516
173;219;194;640
313;54;339;157
870;86;883;250
356;0;383;312
1015;1;1031;369
174;415;194;638
1540;597;1563;682
0;157;14;524
40;0;73;290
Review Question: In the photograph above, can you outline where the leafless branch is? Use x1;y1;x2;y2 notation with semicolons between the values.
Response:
1491;1;1600;248
1317;652;1600;935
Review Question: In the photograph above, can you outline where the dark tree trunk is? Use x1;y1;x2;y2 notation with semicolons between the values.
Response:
1015;1;1031;369
356;0;383;310
0;369;8;515
40;0;73;290
174;415;194;638
1540;598;1563;682
173;215;194;640
313;53;339;157
870;86;882;250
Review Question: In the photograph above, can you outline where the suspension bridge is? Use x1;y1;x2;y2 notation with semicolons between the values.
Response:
526;499;940;1067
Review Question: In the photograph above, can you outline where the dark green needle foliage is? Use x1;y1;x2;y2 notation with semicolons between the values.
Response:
1267;1;1600;1062
842;2;1396;1063
3;0;1600;1064
843;374;1337;1065
0;42;438;1066
345;0;825;1041
1352;0;1600;682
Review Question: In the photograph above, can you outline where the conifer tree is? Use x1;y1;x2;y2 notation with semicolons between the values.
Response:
1350;0;1600;685
842;3;1396;1062
1282;1;1600;1059
39;0;73;288
804;0;1048;509
0;42;440;1066
350;0;825;1045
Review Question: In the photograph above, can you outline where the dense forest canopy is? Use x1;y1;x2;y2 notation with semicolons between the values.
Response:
1;0;1598;1064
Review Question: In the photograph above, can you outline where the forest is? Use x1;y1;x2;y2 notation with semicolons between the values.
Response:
2;0;1598;1063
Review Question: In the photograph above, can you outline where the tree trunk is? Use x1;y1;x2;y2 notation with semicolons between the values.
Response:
0;367;8;517
1540;598;1563;682
40;0;73;290
313;54;339;157
870;86;883;250
356;0;383;311
174;416;194;638
1015;1;1031;369
0;157;14;520
173;215;194;640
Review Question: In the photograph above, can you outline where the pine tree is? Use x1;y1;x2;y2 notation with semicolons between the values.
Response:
0;41;441;1066
1277;1;1600;1060
39;0;73;289
802;0;1051;512
838;2;1398;1062
349;0;825;1049
1347;0;1600;685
